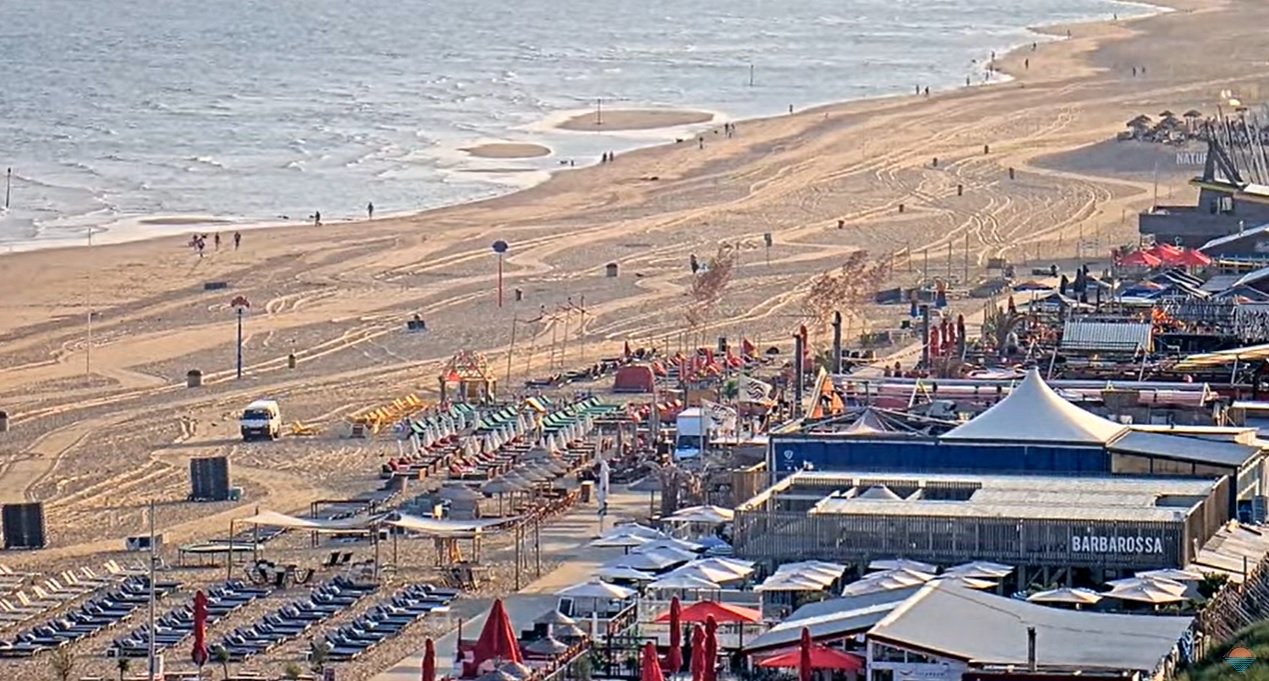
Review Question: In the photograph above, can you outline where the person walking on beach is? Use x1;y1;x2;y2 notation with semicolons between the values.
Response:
233;231;241;250
314;211;321;226
214;232;221;250
367;202;374;220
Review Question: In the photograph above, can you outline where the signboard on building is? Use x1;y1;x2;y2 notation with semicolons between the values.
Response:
1072;535;1165;554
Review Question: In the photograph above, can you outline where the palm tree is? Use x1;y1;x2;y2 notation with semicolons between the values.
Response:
116;657;131;681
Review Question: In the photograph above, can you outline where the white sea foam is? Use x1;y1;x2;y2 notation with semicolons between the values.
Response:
0;0;1161;252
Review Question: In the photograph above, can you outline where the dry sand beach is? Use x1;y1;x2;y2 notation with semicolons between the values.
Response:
0;0;1264;676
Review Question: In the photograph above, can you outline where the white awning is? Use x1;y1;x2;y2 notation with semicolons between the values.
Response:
235;510;378;531
387;513;512;537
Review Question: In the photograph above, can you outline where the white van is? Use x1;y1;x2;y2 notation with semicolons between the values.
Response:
240;399;281;441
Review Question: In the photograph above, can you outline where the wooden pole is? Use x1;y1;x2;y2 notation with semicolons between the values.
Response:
505;312;518;385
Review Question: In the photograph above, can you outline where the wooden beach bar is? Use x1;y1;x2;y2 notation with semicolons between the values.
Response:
734;470;1233;582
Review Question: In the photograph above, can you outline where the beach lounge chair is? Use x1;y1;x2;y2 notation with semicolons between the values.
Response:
16;591;59;611
290;421;319;436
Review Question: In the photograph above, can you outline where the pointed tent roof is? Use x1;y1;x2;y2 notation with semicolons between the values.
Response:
941;370;1127;444
840;409;892;436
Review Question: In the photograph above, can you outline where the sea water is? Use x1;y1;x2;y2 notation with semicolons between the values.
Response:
0;0;1156;251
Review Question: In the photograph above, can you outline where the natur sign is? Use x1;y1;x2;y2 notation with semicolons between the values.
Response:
1072;535;1165;554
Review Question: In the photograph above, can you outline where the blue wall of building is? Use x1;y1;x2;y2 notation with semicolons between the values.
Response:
770;438;1109;478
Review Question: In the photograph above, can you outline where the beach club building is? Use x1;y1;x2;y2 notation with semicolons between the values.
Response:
732;468;1231;584
767;370;1269;520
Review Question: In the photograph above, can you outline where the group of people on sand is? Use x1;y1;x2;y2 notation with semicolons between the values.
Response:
189;231;242;258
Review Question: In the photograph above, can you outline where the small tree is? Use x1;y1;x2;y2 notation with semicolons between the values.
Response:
116;657;131;681
574;651;593;681
283;661;304;680
213;647;231;680
50;648;75;681
310;642;330;673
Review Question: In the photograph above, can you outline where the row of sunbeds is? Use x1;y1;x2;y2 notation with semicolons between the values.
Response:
317;583;457;662
0;562;148;627
106;579;270;658
210;576;377;661
0;576;175;658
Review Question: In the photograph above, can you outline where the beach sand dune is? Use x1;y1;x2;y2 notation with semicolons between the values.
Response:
0;0;1258;677
557;108;714;132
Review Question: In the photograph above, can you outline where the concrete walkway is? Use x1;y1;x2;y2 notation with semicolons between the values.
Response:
372;486;651;680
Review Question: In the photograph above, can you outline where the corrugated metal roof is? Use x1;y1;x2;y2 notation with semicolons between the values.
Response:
1108;430;1258;467
869;581;1193;671
1060;320;1153;352
745;588;916;652
809;496;1189;522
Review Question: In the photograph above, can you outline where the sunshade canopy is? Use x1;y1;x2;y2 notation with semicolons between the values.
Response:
756;646;864;671
654;600;761;624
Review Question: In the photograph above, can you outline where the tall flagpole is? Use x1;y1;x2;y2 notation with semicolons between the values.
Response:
86;228;93;375
148;499;157;680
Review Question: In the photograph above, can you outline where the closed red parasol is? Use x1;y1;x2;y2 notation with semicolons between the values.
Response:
690;625;706;681
800;626;813;681
642;641;666;681
191;590;208;668
473;598;522;669
422;638;436;681
703;616;718;681
668;596;683;674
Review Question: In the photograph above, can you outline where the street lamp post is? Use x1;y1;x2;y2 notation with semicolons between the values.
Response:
491;240;509;308
231;296;251;378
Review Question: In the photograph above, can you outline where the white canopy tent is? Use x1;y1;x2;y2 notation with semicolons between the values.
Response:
940;369;1128;444
595;566;656;582
647;573;722;590
664;563;747;584
632;537;704;554
555;579;637;599
606;549;690;572
868;558;937;574
665;505;735;524
755;573;829;592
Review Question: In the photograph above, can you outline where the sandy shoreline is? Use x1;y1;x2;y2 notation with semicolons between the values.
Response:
0;0;1259;677
0;5;1166;258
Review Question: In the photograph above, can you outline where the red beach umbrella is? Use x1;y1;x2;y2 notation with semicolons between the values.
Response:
642;641;667;681
191;590;208;668
668;596;683;674
1116;250;1162;268
799;627;813;681
703;616;718;681
473;598;522;669
422;638;436;681
656;601;762;625
690;625;705;681
1174;248;1212;266
757;641;863;672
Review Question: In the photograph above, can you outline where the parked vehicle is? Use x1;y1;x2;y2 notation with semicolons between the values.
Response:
240;400;281;441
